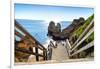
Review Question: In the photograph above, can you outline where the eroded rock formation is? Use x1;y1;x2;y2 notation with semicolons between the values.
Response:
47;17;85;40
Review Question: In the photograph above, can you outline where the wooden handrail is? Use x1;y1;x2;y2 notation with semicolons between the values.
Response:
70;28;94;52
66;39;71;49
65;39;72;57
65;19;94;58
70;41;94;57
15;20;47;61
71;19;94;48
15;29;45;50
15;20;46;50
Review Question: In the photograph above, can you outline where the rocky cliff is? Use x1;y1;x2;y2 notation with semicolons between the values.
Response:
47;17;85;40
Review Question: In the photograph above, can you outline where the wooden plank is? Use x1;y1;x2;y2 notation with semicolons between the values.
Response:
70;41;94;57
71;28;94;52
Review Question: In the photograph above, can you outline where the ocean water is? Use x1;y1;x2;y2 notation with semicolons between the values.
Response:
16;19;71;47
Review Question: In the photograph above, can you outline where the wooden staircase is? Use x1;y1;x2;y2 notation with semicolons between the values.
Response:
15;19;94;64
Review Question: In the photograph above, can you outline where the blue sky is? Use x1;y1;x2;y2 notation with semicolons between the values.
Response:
15;3;94;22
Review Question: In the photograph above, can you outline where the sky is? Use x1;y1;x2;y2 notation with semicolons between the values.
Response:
15;3;94;22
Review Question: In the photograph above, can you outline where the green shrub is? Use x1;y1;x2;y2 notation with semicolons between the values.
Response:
85;32;94;43
72;14;94;40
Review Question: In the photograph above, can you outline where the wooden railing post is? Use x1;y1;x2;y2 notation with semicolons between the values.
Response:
45;50;47;60
66;39;71;57
35;47;39;61
43;50;45;60
43;49;47;60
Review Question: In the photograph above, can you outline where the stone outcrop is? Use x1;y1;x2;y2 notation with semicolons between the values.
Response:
61;17;85;39
47;21;62;40
47;17;85;40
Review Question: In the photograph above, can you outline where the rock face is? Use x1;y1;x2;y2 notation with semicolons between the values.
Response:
47;17;85;40
48;21;56;36
47;21;62;40
61;17;85;39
